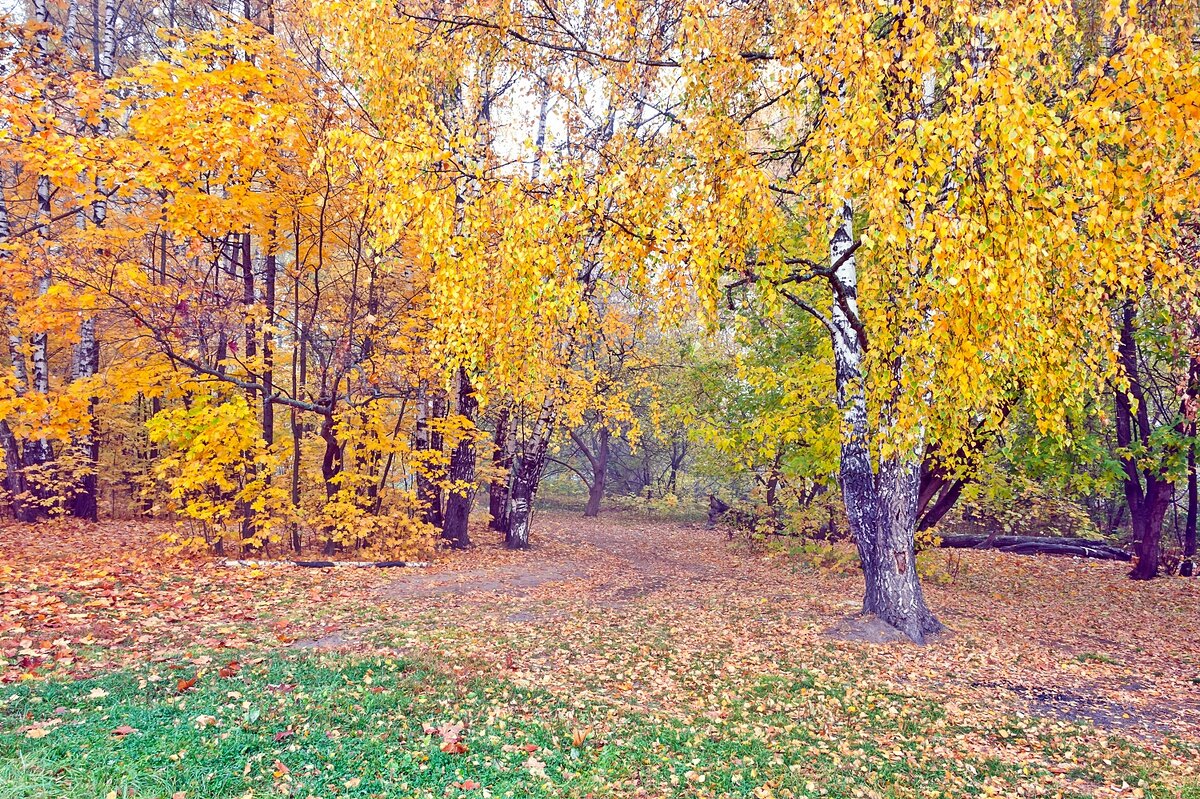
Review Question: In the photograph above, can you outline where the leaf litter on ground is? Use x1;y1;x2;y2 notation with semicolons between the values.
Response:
0;511;1197;798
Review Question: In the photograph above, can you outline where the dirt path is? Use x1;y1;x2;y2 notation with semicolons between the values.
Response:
364;510;1200;743
379;512;727;606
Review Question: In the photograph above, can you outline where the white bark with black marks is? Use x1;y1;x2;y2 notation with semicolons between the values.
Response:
828;202;942;643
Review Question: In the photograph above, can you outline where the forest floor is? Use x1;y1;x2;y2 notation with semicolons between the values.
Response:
0;511;1198;799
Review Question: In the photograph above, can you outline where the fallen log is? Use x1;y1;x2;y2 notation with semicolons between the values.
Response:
938;534;1131;561
222;558;430;569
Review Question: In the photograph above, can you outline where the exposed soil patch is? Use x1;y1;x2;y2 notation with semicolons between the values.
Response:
381;563;580;599
291;631;352;650
824;614;914;644
976;679;1199;739
379;514;720;606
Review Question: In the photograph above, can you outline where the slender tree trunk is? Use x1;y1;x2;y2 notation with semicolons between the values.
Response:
506;394;554;549
501;79;612;547
263;247;276;447
441;368;477;548
320;412;342;555
582;427;609;518
828;201;941;643
1;189;34;522
414;386;443;528
67;320;99;521
62;0;109;521
145;396;161;514
530;77;551;181
1183;437;1197;577
22;0;56;513
239;232;260;552
915;457;967;532
488;404;514;532
665;436;685;494
289;218;305;552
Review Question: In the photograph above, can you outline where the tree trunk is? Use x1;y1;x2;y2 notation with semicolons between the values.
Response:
414;386;443;528
289;219;304;553
828;200;941;643
239;232;260;553
1183;437;1197;577
441;368;477;549
0;420;33;522
1129;478;1171;580
1115;299;1173;580
916;455;967;532
263;247;276;447
23;0;54;515
66;0;112;522
582;427;609;518
488;404;514;532
319;413;343;555
506;395;554;549
2;192;33;523
504;457;542;550
67;319;99;521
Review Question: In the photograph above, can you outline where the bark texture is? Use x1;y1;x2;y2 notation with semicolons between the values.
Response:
441;368;477;549
488;405;514;532
938;534;1131;560
1115;300;1173;580
828;201;941;643
505;395;554;549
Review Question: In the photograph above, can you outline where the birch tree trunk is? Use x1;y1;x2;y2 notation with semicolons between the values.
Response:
0;185;34;521
414;386;444;528
505;393;555;549
828;201;942;643
66;0;114;521
24;0;55;512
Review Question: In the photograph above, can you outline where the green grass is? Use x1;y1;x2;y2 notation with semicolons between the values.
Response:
0;652;1194;799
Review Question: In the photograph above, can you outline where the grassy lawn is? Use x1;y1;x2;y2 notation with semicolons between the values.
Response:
1;649;1193;799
